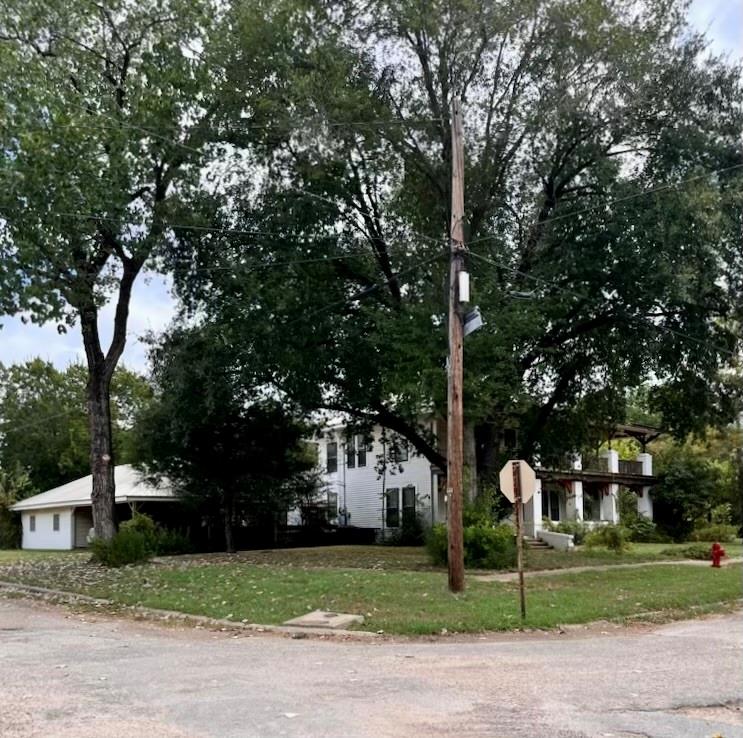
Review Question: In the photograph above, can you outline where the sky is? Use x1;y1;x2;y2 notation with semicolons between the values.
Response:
1;0;741;375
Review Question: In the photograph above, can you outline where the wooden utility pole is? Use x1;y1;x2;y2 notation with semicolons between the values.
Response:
447;96;466;593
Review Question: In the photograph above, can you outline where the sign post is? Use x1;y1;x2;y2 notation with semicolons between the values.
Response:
512;461;526;620
499;459;535;621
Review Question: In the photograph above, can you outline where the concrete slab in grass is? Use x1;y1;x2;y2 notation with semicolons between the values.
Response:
283;609;364;630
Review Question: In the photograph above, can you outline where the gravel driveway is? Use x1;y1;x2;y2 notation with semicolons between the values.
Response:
0;598;741;738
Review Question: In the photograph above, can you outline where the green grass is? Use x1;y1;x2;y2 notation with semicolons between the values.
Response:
0;550;740;634
0;549;87;564
525;541;743;571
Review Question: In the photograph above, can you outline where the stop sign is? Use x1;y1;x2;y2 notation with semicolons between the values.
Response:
499;460;536;503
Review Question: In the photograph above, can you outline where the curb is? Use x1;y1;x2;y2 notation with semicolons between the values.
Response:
0;580;378;640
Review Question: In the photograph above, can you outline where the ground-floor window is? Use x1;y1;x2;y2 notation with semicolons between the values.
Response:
402;485;416;524
583;489;601;521
385;488;400;528
29;515;36;532
541;489;560;521
53;513;60;531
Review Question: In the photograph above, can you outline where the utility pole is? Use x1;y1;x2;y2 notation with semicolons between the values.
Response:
447;96;466;593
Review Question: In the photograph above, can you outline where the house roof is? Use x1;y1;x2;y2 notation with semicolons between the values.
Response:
10;465;174;512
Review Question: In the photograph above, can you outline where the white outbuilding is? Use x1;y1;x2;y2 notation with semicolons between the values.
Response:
11;465;174;550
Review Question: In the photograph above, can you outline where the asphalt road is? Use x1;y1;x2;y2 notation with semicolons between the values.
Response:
0;599;741;738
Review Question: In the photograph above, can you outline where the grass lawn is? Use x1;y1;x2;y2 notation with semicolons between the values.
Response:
0;549;88;565
0;549;740;634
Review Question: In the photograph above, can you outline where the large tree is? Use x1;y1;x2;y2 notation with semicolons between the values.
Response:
172;0;743;486
0;0;279;537
134;326;321;553
0;360;152;491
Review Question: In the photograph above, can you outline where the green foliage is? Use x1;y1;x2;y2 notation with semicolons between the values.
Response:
661;544;712;561
690;525;737;543
91;512;191;565
617;489;667;542
584;524;630;552
426;523;516;569
0;463;35;548
0;361;152;491
172;0;743;478
548;520;592;546
710;503;733;526
120;512;159;552
154;529;193;556
90;528;150;568
652;442;724;541
385;512;425;546
134;326;321;552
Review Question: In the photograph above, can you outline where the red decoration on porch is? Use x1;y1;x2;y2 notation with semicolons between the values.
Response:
711;542;726;568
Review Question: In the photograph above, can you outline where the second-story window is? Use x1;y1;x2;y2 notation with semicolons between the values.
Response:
356;435;370;467
346;440;356;469
326;441;338;474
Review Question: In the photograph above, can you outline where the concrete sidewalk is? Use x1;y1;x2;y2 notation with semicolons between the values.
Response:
472;555;743;582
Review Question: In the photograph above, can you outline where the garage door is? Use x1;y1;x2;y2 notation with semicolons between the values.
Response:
74;508;94;548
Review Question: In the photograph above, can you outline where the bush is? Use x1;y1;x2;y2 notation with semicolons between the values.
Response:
92;513;193;565
584;524;630;552
155;528;193;555
385;512;425;546
90;528;150;567
662;543;711;560
121;512;159;552
623;516;669;543
550;520;591;546
690;524;737;543
426;523;516;569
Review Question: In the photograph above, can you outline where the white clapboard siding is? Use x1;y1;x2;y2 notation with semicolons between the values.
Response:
320;424;436;531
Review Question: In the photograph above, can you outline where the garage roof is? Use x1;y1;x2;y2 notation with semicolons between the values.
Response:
11;465;174;511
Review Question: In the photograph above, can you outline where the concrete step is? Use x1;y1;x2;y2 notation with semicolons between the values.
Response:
523;537;552;550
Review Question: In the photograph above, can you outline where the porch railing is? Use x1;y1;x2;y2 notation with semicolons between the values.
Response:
582;456;609;472
618;459;644;475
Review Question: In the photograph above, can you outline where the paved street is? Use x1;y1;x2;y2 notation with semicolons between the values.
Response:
0;598;741;738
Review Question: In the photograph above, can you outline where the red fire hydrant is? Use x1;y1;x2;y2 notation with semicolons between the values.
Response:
711;542;726;568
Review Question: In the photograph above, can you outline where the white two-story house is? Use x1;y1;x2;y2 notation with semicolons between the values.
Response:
317;420;444;535
316;420;659;539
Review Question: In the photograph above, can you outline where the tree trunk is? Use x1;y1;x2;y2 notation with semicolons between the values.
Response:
224;494;236;553
88;372;117;541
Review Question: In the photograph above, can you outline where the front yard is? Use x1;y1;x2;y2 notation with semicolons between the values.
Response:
0;545;740;635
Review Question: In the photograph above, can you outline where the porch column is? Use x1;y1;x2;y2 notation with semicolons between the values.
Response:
524;478;543;537
566;481;584;521
600;450;619;523
636;452;653;519
565;455;583;521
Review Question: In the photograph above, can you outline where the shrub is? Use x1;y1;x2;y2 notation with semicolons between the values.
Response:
91;513;193;566
154;528;193;556
425;523;449;566
386;512;425;546
425;523;516;569
623;516;669;543
120;512;159;552
690;524;737;543
90;528;150;567
662;543;711;560
551;520;591;545
584;524;630;552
